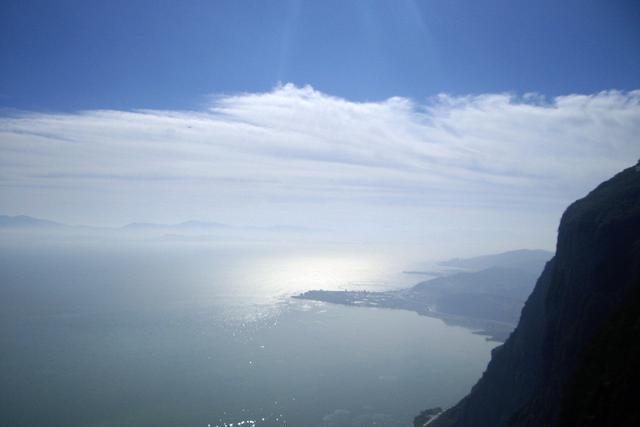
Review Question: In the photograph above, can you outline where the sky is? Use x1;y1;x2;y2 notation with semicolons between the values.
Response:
1;0;640;255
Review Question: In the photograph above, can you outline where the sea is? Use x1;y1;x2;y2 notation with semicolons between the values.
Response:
0;242;497;427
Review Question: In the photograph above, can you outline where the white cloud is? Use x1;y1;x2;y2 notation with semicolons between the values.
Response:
1;84;638;252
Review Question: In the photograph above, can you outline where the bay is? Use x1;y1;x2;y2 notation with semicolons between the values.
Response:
0;244;497;427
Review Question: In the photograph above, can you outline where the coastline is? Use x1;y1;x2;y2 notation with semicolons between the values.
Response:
293;289;515;342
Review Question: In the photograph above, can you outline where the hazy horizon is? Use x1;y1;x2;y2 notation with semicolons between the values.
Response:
2;86;639;256
3;1;640;256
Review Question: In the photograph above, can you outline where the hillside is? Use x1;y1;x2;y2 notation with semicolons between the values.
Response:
425;164;640;426
439;249;552;275
409;267;540;324
296;250;550;341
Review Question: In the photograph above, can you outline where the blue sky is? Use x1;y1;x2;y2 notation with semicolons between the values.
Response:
1;1;639;255
2;0;639;111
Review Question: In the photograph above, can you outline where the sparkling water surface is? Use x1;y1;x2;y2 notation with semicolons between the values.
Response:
0;244;497;427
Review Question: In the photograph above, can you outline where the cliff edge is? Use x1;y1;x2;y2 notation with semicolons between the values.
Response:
427;163;640;427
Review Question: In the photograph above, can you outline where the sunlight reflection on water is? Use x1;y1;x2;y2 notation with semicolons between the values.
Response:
0;244;494;427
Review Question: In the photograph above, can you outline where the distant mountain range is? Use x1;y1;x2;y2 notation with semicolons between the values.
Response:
0;214;67;228
121;220;230;230
0;214;317;233
439;249;553;274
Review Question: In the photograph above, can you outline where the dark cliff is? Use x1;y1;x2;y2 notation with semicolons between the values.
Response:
428;164;640;427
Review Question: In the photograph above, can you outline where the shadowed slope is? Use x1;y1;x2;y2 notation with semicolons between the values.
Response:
427;163;640;427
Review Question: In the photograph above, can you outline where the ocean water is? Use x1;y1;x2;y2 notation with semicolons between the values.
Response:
0;243;497;427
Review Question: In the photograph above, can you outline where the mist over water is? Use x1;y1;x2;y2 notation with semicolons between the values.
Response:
0;242;497;427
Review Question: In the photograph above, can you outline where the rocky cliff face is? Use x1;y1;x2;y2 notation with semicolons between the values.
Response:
428;164;640;427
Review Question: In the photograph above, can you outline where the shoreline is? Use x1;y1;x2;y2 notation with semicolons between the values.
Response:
293;289;515;342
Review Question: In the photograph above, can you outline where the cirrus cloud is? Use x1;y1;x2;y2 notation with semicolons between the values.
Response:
1;84;638;252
